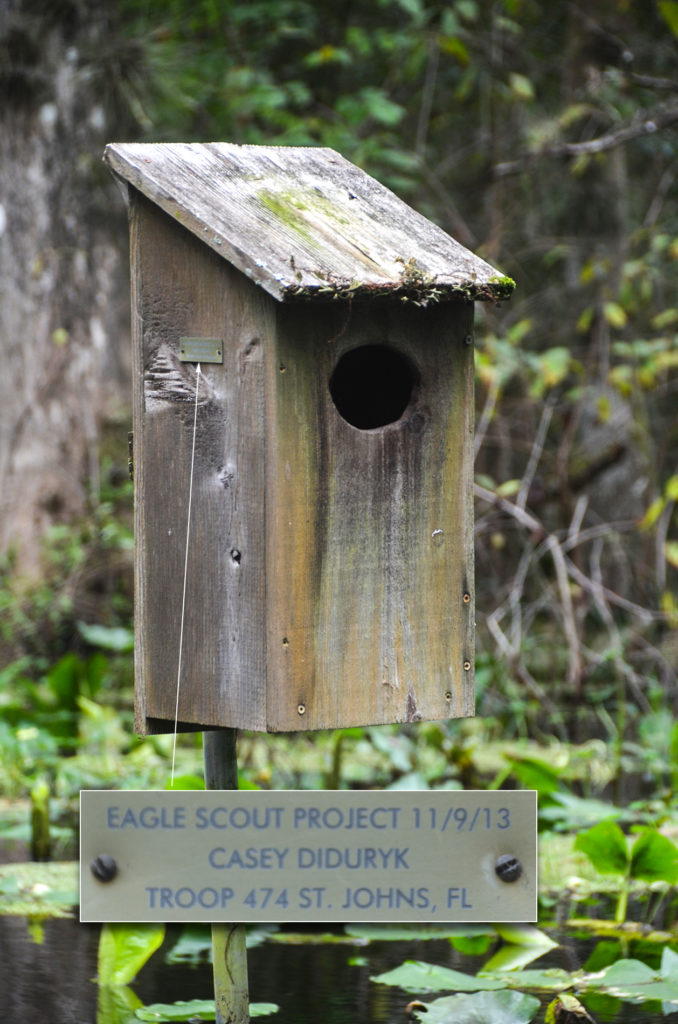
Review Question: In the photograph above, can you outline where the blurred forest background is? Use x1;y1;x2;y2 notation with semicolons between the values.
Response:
1;0;678;803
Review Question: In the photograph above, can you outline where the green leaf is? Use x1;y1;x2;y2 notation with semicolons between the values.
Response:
629;827;678;884
659;0;678;36
78;621;135;652
165;926;212;965
509;72;535;102
439;35;470;64
651;308;678;329
539;792;622;830
450;932;494;956
662;946;678;981
457;0;478;20
493;924;558;950
485;925;561;970
98;983;144;1021
496;479;521;497
416;989;540;1024
603;302;627;329
574;822;629;876
481;943;552;974
135;1001;278;1021
98;923;165;986
639;495;665;530
501;968;574;992
389;0;425;21
361;87;405;126
165;774;205;790
540;346;569;389
371;960;505;993
507;755;561;795
46;653;82;704
583;958;678;1004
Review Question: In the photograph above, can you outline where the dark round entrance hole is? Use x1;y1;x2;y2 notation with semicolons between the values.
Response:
329;345;416;430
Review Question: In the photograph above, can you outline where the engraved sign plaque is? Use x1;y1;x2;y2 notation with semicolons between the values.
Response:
178;337;223;363
80;791;537;923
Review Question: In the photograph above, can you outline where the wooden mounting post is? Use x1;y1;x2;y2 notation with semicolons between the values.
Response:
204;730;249;1024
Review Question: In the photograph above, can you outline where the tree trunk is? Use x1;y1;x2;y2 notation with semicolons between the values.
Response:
0;2;132;574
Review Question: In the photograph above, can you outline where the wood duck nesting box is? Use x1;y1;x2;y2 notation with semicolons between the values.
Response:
104;142;514;735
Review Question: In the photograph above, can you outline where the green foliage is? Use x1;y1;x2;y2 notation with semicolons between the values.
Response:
375;947;678;1015
372;960;506;993
574;822;629;877
415;990;540;1024
98;923;166;986
574;821;678;922
575;821;678;884
0;861;77;916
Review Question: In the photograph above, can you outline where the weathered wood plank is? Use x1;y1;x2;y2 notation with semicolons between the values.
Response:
105;142;513;304
266;299;475;731
131;193;270;732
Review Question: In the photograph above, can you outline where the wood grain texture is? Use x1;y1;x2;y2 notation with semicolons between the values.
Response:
105;142;512;304
128;185;475;734
265;299;475;731
131;192;271;733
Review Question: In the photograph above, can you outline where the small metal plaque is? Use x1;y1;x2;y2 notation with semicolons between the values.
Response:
179;337;223;364
80;790;536;923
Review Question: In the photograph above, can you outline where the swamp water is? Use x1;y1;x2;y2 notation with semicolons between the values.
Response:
2;916;678;1024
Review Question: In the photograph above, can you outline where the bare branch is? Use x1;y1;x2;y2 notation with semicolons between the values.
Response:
494;103;678;178
415;37;439;155
630;72;678;93
517;396;555;511
474;384;499;461
475;482;582;688
475;483;657;624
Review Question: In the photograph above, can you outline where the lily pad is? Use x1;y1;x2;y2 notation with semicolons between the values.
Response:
372;960;505;993
584;957;678;1005
501;967;574;993
135;1000;278;1021
502;954;678;1006
414;989;540;1024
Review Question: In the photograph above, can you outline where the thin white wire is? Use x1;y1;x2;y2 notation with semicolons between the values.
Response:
170;364;201;786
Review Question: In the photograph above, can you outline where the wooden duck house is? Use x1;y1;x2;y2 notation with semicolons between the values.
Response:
104;142;513;734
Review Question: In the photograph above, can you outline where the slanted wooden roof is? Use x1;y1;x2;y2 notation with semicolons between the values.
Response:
104;142;514;304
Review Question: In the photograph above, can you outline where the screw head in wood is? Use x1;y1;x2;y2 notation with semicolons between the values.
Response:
464;335;473;346
91;854;117;883
444;691;452;702
463;592;471;604
297;703;306;716
495;854;522;883
463;660;472;671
